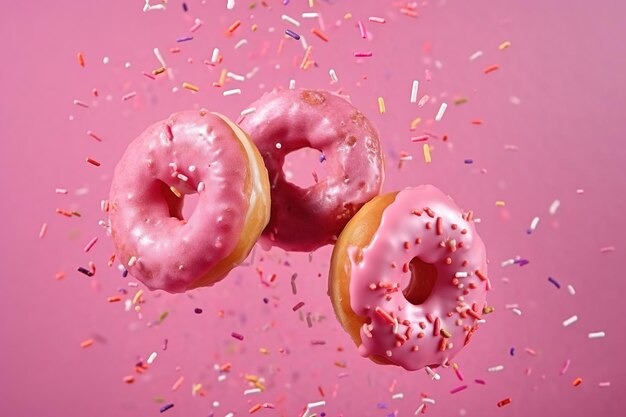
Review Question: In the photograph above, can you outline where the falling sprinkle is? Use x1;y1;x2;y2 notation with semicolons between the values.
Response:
285;29;300;40
183;82;200;92
121;92;137;102
83;237;98;252
329;69;338;83
497;398;512;408
282;14;301;27
547;277;561;289
567;285;576;295
423;144;432;164
450;385;468;394
39;223;48;239
292;301;305;311
527;216;540;234
369;16;386;23
378;97;386;114
435;102;447;121
159;403;174;413
469;50;483;61
231;332;244;341
483;64;500;74
223;88;242;96
588;331;606;339
410;80;419;103
311;28;329;42
572;377;583;387
498;41;512;50
226;20;241;34
549;199;561;215
353;51;373;57
80;339;94;348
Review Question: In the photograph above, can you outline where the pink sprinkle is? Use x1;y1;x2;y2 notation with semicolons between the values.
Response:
425;69;432;81
450;385;468;394
411;135;429;142
453;366;464;381
353;51;373;57
142;72;156;80
474;379;486;385
73;99;89;108
39;223;48;239
190;20;203;32
231;332;244;341
87;130;102;142
121;92;137;101
84;237;98;253
357;20;367;39
55;188;68;194
560;359;571;376
576;189;584;194
292;301;305;311
600;246;615;253
418;95;430;107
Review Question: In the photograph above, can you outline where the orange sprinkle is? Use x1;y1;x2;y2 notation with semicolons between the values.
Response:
77;52;85;67
483;64;500;74
410;117;422;130
107;296;121;303
475;270;488;281
311;28;329;42
54;272;66;280
123;375;135;384
80;339;94;348
86;157;101;167
249;404;262;414
182;82;199;92
375;306;395;324
572;377;583;387
152;67;166;75
218;68;228;86
226;20;241;34
400;8;418;18
471;119;483;125
499;41;512;50
300;46;313;70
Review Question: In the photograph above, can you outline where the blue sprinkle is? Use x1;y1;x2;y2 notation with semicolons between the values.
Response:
160;403;174;413
548;277;561;289
177;36;194;43
464;159;473;164
285;29;301;40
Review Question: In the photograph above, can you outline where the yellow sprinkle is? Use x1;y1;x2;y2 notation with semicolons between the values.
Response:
132;289;144;305
245;374;260;383
495;201;506;207
251;24;258;31
309;0;315;7
182;82;199;92
192;383;203;396
259;347;270;355
254;381;266;391
499;41;512;50
378;97;386;114
170;186;182;198
219;68;228;86
344;13;353;20
410;117;422;130
423;144;432;163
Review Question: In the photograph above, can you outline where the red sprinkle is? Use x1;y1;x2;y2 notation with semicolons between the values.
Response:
497;398;512;407
86;157;101;167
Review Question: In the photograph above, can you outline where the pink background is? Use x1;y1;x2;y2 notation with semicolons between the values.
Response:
2;0;625;416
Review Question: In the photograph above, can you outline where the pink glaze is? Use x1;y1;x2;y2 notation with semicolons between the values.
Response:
348;185;488;371
240;88;384;252
109;111;253;293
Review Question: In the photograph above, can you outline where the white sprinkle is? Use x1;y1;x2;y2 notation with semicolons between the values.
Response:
422;398;436;405
234;39;248;49
567;284;576;295
124;299;132;311
549;199;561;215
410;80;419;103
455;272;468;278
425;366;441;380
588;331;606;339
147;352;158;364
177;173;188;181
598;382;611;387
226;0;235;10
562;315;578;327
275;143;282;149
329;69;338;83
244;388;261;395
501;258;515;267
512;308;522;316
128;256;137;267
189;165;196;172
392;393;404;400
302;12;319;18
414;404;426;415
224;413;233;417
282;14;301;27
226;71;245;82
529;216;540;232
488;365;504;372
246;67;259;79
153;47;166;68
307;401;326;409
197;182;205;192
102;56;110;64
211;48;220;63
217;374;227;382
369;16;386;23
435;102;447;121
55;188;68;194
300;35;309;50
576;188;584;194
289;79;296;90
240;107;256;116
469;50;483;61
223;88;241;96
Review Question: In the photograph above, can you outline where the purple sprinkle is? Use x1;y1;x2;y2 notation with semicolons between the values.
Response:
283;0;290;5
77;266;93;277
464;159;473;164
320;154;326;163
311;340;326;345
450;385;468;394
510;347;515;356
231;332;244;341
162;339;168;351
263;297;269;304
122;269;128;278
194;308;203;314
160;403;174;413
514;258;530;267
182;3;188;12
377;403;388;409
292;301;305;311
285;29;300;40
177;36;194;42
548;276;561;289
474;379;486;385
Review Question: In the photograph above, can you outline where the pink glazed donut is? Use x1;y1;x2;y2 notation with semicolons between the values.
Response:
239;88;384;252
108;110;270;293
329;185;489;371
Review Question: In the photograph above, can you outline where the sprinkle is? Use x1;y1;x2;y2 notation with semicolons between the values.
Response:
378;97;386;114
410;80;419;103
497;398;512;408
450;385;468;394
475;270;488;281
358;20;367;38
469;50;483;61
132;289;143;304
80;339;94;348
121;92;137;102
39;223;48;239
598;382;611;387
177;36;193;42
353;51;373;57
588;331;606;339
488;365;504;372
411;135;429;142
226;20;241;34
440;329;451;338
435;102;447;121
414;404;425;415
235;39;248;49
329;69;338;83
147;352;158;364
183;82;199;92
425;366;441;380
211;48;220;63
285;29;300;40
600;246;615;253
84;237;98;252
392;393;404;400
436;217;443;235
227;0;235;9
422;398;436;405
160;403;174;413
189;20;203;32
560;359;571;375
495;201;506;207
231;332;244;341
249;403;262;414
227;71;245;82
292;301;305;311
498;41;512;50
474;379;486;385
375;307;395;325
241;107;256;117
483;64;500;74
77;52;85;67
169;186;182;198
423;144;431;163
369;16;386;23
73;99;89;108
123;375;135;384
549;200;561;215
452;363;465;381
223;88;241;96
194;308;203;314
572;377;583;387
512;308;522;316
290;273;298;294
547;277;561;289
78;267;94;277
528;216;540;234
282;14;301;27
302;12;318;18
244;388;262;395
86;157;101;167
311;28;329;42
197;182;205;192
567;285;576;295
418;95;429;107
307;401;326;409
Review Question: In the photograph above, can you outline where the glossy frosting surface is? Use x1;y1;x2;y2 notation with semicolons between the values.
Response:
109;111;250;293
240;88;384;252
348;185;488;371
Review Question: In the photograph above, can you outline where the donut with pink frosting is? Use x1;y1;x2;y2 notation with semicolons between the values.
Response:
329;185;489;371
108;110;270;293
239;88;384;252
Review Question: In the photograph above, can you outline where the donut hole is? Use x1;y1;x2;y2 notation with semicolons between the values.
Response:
158;180;198;221
282;147;328;189
402;257;438;305
181;192;200;220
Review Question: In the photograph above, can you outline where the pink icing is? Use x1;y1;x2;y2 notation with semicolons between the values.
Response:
348;185;488;371
108;111;251;293
240;88;384;252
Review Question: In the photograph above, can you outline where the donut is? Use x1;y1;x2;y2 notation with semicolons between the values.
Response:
108;110;270;293
328;185;488;371
239;88;384;252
